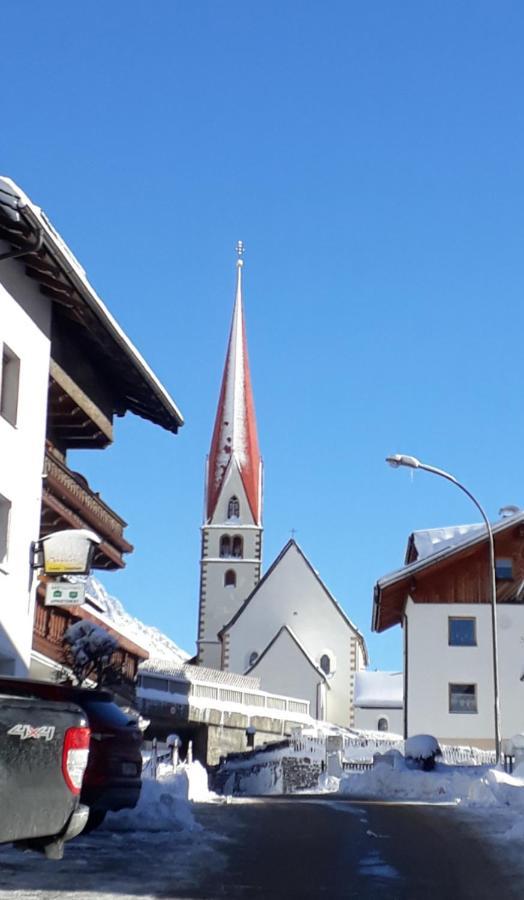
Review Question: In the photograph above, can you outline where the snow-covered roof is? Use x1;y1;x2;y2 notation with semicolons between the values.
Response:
373;508;524;633
407;523;485;562
82;577;190;664
354;671;403;709
139;660;261;691
0;177;183;434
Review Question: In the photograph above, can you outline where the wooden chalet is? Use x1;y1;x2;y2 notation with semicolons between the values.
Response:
373;514;524;633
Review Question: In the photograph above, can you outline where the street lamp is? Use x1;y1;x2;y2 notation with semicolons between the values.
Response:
386;453;501;764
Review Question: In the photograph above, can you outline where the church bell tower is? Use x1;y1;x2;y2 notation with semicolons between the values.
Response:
196;243;263;669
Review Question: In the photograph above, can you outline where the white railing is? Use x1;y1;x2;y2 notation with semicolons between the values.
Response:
440;744;496;766
138;678;311;720
292;731;495;768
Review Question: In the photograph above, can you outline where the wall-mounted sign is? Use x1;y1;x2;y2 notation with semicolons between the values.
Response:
45;581;86;607
42;529;101;575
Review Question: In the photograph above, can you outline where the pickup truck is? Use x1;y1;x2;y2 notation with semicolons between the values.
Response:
0;680;90;858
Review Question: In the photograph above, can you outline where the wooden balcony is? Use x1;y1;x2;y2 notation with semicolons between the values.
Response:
41;444;133;570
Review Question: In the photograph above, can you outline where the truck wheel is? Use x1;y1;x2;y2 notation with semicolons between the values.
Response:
83;809;107;833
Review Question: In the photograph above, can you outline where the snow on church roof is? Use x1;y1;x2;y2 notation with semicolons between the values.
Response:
354;671;403;709
206;244;262;524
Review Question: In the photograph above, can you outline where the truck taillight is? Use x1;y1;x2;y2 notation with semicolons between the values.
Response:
62;727;90;794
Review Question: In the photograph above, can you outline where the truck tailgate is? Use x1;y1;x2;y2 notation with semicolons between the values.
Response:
0;695;87;844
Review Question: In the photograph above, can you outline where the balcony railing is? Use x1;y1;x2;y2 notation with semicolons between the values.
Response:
41;445;133;569
137;675;311;721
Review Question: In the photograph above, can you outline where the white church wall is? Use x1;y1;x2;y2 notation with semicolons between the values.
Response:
354;707;403;734
249;629;323;718
0;259;51;675
226;543;361;728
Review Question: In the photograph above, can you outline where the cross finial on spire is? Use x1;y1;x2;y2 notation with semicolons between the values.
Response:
236;240;244;267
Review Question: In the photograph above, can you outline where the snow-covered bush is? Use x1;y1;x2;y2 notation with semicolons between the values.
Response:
405;734;441;771
63;620;118;687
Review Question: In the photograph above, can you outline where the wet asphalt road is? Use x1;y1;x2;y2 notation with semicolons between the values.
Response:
0;795;522;899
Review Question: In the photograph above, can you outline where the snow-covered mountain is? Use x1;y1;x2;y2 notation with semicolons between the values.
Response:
81;576;190;665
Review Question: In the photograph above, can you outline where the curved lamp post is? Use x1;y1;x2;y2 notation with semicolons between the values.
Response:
386;453;501;764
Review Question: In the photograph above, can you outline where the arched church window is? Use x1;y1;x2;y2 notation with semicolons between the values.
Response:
249;651;259;667
232;536;243;558
219;535;231;558
377;717;389;732
228;496;240;519
320;654;331;675
224;569;236;587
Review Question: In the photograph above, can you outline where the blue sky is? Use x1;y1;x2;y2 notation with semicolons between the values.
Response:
3;2;524;668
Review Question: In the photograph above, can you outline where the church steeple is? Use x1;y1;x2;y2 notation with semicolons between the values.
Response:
197;244;263;669
206;242;262;525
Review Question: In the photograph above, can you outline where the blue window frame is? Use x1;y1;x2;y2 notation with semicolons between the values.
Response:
448;617;476;647
495;558;513;580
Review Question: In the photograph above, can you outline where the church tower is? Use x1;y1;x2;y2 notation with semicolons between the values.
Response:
196;243;263;668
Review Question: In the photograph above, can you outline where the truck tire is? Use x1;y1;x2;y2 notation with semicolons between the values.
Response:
83;809;107;833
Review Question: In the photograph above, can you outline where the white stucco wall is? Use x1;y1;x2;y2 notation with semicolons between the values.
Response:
248;629;325;719
198;461;262;668
406;598;524;745
225;543;364;728
0;258;51;675
354;707;404;735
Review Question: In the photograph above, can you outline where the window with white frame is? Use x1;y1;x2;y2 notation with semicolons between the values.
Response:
448;617;476;647
449;683;477;714
320;654;331;675
0;495;11;567
0;345;20;427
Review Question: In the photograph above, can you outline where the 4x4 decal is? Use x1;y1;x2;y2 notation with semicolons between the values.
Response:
7;724;56;741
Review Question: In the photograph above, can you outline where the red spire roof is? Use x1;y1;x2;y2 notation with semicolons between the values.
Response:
207;247;261;524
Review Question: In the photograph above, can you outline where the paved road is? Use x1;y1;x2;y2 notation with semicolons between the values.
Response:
0;796;521;899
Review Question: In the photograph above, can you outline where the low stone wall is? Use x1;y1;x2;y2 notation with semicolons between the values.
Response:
212;743;321;796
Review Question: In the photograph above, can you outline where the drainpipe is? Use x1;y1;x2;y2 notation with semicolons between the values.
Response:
0;227;43;262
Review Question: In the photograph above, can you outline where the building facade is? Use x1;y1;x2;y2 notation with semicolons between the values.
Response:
0;177;184;679
373;514;524;747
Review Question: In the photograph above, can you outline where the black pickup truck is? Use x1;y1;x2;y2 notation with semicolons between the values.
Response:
0;680;91;858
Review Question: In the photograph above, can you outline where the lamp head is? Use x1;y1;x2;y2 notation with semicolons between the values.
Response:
385;454;421;470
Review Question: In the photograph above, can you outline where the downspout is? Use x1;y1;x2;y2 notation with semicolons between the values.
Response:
0;226;43;262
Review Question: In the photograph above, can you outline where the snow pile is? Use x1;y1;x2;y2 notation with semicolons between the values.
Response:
405;734;440;760
338;755;524;814
81;576;190;663
155;761;218;802
102;767;208;833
